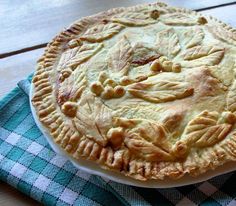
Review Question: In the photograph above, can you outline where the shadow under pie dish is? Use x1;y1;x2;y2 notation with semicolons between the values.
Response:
31;2;236;183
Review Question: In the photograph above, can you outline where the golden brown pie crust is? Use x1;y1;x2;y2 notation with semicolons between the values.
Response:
32;2;236;181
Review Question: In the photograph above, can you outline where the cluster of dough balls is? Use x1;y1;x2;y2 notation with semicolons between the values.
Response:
150;56;181;73
90;71;126;99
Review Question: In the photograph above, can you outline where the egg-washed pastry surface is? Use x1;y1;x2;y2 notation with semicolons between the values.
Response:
32;2;236;181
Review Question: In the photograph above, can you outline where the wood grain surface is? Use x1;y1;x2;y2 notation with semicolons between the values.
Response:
0;48;44;97
0;181;41;206
0;1;236;205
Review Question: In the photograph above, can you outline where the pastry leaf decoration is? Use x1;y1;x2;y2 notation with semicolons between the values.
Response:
58;43;103;71
128;80;194;103
182;111;232;147
156;28;181;58
111;11;155;26
208;25;236;46
132;42;161;65
74;94;112;146
160;13;198;26
57;70;87;106
181;45;224;67
108;36;133;75
115;118;175;161
138;121;172;151
227;81;236;112
182;27;204;48
80;23;125;43
58;46;80;70
125;133;173;162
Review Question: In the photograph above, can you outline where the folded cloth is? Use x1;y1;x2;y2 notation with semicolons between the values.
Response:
0;76;235;206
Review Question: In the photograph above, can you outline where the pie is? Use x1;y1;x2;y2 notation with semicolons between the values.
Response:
31;2;236;181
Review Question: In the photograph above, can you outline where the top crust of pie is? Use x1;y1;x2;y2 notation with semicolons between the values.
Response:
32;2;236;181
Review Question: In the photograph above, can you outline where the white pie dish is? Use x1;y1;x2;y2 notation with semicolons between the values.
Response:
30;83;236;188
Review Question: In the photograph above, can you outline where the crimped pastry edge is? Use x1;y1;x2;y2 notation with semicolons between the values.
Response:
31;2;236;181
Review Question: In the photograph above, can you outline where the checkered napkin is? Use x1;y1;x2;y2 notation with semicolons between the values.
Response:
0;76;236;206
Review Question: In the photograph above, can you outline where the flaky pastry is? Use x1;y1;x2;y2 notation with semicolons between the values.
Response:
32;2;236;181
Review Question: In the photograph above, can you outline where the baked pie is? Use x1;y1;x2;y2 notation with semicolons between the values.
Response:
32;2;236;181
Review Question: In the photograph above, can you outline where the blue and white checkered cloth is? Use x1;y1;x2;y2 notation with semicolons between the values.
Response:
0;76;235;206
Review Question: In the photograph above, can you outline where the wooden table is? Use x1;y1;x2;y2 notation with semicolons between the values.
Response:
0;0;236;205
